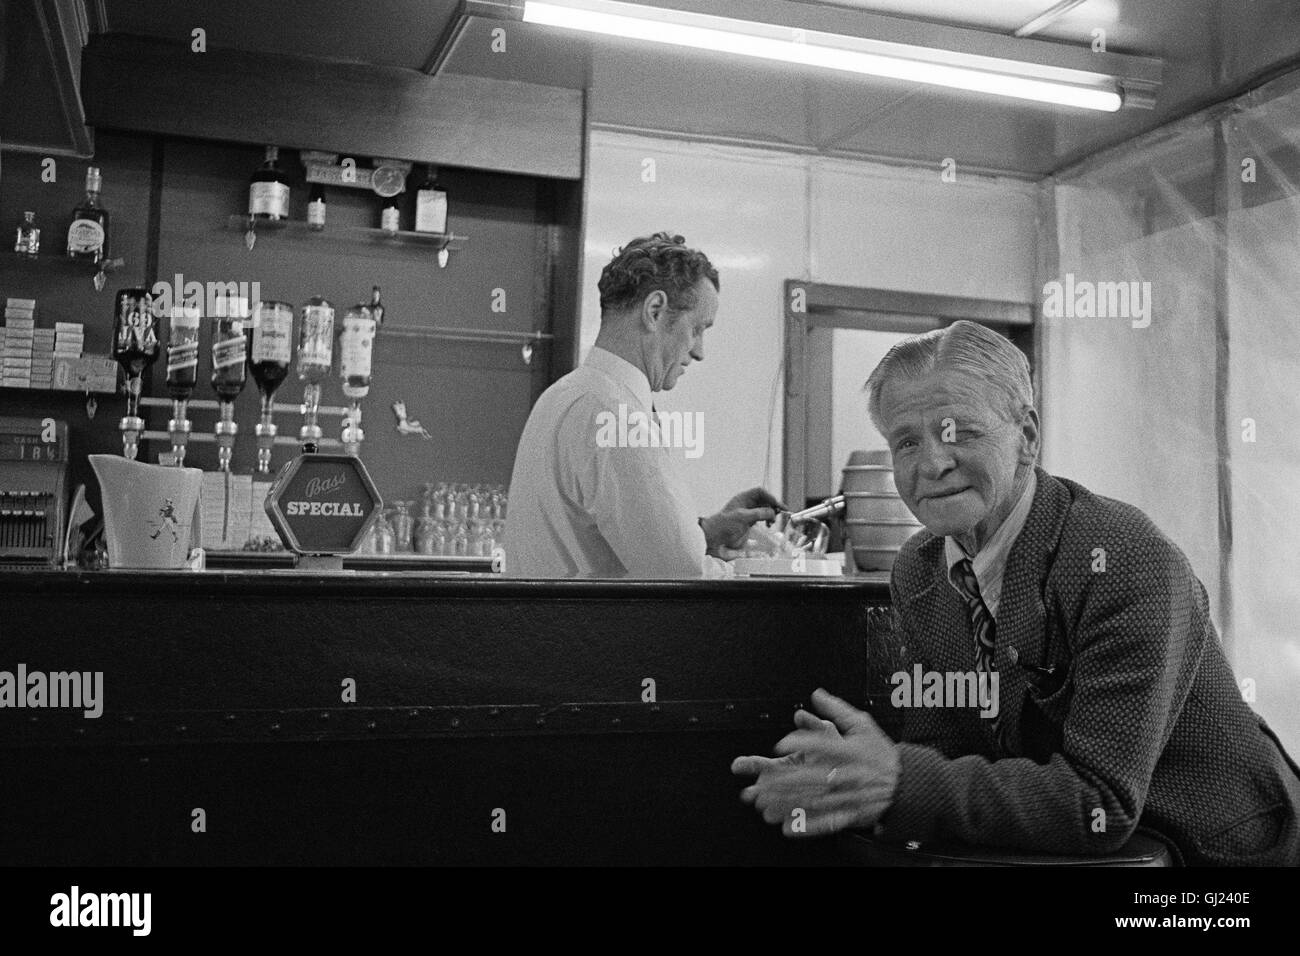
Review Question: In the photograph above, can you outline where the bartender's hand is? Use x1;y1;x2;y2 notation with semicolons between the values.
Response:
700;486;786;555
731;688;899;837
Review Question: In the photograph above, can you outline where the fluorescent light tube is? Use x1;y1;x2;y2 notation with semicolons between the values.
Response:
522;0;1123;111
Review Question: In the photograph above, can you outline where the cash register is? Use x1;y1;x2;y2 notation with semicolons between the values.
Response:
0;416;68;568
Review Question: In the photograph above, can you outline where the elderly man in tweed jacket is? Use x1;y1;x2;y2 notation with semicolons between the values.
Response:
733;320;1300;866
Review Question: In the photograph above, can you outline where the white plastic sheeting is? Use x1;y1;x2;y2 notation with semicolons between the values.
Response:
1045;76;1300;757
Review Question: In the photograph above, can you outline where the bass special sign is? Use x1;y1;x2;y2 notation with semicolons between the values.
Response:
265;453;382;557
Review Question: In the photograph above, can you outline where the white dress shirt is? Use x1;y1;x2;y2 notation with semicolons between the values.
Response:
943;471;1037;617
505;347;731;578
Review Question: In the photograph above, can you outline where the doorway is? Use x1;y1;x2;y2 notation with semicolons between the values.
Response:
783;281;1035;508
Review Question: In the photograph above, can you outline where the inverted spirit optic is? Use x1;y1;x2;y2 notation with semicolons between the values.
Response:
521;0;1125;112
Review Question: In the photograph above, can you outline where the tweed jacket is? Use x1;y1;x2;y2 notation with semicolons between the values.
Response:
873;467;1300;865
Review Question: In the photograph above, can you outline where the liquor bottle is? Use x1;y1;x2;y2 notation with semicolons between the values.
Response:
210;297;249;472
67;167;109;263
112;288;160;378
249;300;294;397
367;285;384;327
165;305;201;466
210;298;249;402
414;166;447;234
339;301;377;399
249;300;294;473
380;195;400;235
297;296;334;452
14;211;39;258
111;288;159;460
248;146;290;221
307;182;327;231
165;305;201;400
297;296;334;384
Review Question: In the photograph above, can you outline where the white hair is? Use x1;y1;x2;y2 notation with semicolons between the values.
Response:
864;320;1034;433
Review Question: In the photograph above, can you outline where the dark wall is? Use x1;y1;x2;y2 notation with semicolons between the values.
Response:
0;133;155;516
1;130;581;520
152;138;560;501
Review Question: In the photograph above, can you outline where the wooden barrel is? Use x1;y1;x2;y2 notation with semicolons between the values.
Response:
842;451;921;572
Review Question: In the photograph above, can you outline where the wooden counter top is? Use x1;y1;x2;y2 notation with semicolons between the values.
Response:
0;567;891;599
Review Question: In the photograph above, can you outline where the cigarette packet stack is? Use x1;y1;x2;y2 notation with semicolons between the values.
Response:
31;328;56;389
2;299;36;388
54;322;85;359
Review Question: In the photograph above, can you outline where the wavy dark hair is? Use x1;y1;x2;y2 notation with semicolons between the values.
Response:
597;232;719;319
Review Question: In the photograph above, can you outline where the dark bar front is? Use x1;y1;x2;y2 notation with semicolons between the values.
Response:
0;571;893;865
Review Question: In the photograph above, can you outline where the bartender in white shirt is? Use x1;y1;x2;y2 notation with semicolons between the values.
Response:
506;232;783;578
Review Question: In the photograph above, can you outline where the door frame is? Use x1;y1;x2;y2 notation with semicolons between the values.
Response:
782;281;1035;507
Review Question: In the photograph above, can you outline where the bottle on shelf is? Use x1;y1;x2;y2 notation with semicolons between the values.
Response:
380;195;401;235
249;146;291;221
414;512;440;555
367;285;384;327
307;182;327;231
414;166;448;234
371;510;395;554
67;167;109;264
391;500;413;552
14;212;39;258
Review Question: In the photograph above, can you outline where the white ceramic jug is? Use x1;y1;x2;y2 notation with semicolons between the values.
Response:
89;455;203;569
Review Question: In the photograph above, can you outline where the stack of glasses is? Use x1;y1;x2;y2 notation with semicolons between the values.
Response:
365;483;507;556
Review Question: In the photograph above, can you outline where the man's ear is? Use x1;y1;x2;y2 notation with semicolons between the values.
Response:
1018;407;1041;463
640;290;668;332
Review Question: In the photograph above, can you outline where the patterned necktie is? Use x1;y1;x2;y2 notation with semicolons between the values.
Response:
950;558;996;673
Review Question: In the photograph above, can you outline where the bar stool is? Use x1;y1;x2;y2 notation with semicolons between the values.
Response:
841;828;1179;866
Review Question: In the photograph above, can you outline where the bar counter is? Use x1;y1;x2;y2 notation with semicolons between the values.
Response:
0;569;894;865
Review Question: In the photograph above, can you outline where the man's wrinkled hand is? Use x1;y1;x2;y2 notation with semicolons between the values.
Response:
731;688;900;837
701;508;773;553
701;487;786;554
723;486;786;514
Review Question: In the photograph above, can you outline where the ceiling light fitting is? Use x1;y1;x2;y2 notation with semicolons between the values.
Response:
509;0;1160;111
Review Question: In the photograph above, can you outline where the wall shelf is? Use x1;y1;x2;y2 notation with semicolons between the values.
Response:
0;382;119;396
226;215;466;264
378;324;551;365
379;325;551;346
4;251;126;291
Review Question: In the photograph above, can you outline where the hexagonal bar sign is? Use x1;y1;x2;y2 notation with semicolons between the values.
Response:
265;453;383;556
